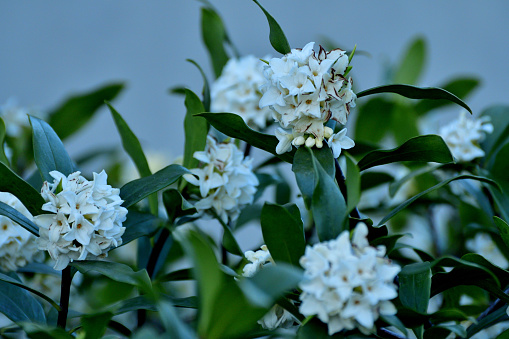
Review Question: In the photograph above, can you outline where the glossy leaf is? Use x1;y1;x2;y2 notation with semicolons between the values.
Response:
119;210;161;247
399;262;431;313
183;89;208;171
163;189;197;222
0;201;39;236
120;164;190;208
378;174;499;226
494;217;509;251
394;37;426;85
354;97;395;144
481;105;509;161
201;7;229;78
357;134;453;171
0;275;46;324
187;59;211;112
415;77;480;115
252;0;291;55
107;102;157;214
360;171;394;191
345;154;360;213
29;116;74;182
81;311;114;339
0;271;59;311
48;83;124;140
212;211;243;256
0;161;45;215
198;112;295;163
356;84;472;114
0;118;8;166
261;202;305;267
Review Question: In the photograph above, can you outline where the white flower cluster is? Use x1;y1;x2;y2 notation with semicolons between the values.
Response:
184;136;258;224
259;42;355;157
34;170;127;270
439;111;493;162
242;245;296;330
211;55;273;130
0;98;31;138
299;223;400;335
0;192;43;272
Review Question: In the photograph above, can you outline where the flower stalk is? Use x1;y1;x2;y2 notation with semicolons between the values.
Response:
57;266;72;329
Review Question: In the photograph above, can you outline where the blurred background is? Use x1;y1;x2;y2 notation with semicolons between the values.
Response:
1;1;508;162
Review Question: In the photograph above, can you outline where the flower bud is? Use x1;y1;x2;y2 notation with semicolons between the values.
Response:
293;136;305;146
305;136;316;147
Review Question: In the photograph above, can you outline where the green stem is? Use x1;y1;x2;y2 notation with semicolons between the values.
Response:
57;266;72;329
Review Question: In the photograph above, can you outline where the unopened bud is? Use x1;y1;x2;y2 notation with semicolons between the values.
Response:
293;136;305;146
315;138;323;148
324;127;334;139
305;136;316;148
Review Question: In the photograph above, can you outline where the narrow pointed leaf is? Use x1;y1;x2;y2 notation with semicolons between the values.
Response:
198;112;295;163
29;116;74;182
252;0;291;54
187;59;211;112
0;272;59;311
201;8;229;78
357;135;453;171
399;262;431;314
394;37;427;85
0;162;45;215
0;201;39;236
345;154;360;213
494;217;509;251
0;275;46;324
157;301;196;338
183;89;208;170
356;84;472;114
119;210;161;247
0;118;8;166
48;83;124;140
120;164;190;209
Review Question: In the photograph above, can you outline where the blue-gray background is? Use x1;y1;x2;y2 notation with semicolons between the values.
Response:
1;1;508;160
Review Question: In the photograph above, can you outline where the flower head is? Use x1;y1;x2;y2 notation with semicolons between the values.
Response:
0;192;43;271
260;42;356;156
34;170;127;270
184;136;258;224
299;223;400;335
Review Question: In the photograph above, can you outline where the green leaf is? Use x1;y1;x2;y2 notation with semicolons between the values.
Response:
389;164;441;197
393;37;427;85
0;118;9;166
162;189;197;222
0;201;39;236
119;210;161;247
107;102;157;214
466;306;507;338
20;323;73;339
415;77;480;115
120;164;190;209
0;162;45;215
156;268;193;283
186;59;211;112
252;0;291;55
81;311;114;339
48;83;124;140
261;202;305;267
157;301;196;338
29;116;74;182
494;217;509;251
378;174;499;226
201;7;229;78
356;84;472;114
211;210;243;256
360;171;394;191
311;149;347;241
345;154;360;213
354;97;395;144
357;135;453;171
0;271;59;311
0;274;46;324
424;324;466;339
391;103;420;145
198;112;295;163
183;89;208;171
481;105;509;162
70;261;152;293
399;262;431;314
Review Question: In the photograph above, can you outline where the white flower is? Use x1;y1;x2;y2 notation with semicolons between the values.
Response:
0;98;31;138
328;128;355;158
299;223;400;335
259;42;355;155
34;170;127;270
211;55;274;130
439;110;493;162
242;245;296;330
467;233;508;268
0;192;43;272
184;136;258;224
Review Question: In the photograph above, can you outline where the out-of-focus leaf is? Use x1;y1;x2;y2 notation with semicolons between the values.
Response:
235;204;262;229
21;323;73;339
360;171;394;191
48;83;124;140
252;0;291;55
156;268;193;283
357;135;453;171
0;201;39;236
378;174;499;226
494;217;509;251
120;164;190;208
162;189;197;222
81;311;114;339
391;103;420;145
198;112;295;163
0;272;59;311
415;77;480;115
157;301;196;338
0;162;45;215
399;262;431;313
0;118;8;166
424;324;466;339
357;84;472;114
187;59;211;111
389;164;441;197
345;154;360;213
354;97;395;144
119;210;161;247
0;275;46;324
466;306;507;338
482;106;509;162
107;102;157;214
201;7;229;78
261;203;305;267
29;116;74;182
393;37;426;85
183;90;208;171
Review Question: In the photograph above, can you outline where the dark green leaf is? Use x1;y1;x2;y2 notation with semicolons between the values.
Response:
482;105;509;162
119;210;161;247
235;204;262;229
415;77;480;115
0;118;8;166
378;174;499;226
120;164;190;209
391;103;420;145
201;7;229;78
198;112;295;163
0;275;46;323
275;176;291;205
356;84;472;114
0;201;39;236
48;83;124;140
357;135;453;171
0;271;59;311
107;102;157;214
81;311;114;339
21;323;73;339
354;98;395;144
0;162;45;215
157;301;196;338
261;202;305;267
380;314;408;337
424;324;466;339
183;89;208;170
187;59;211;112
211;210;243;256
162;189;197;222
29;116;74;182
345;154;360;213
360;171;394;191
156;268;193;283
494;216;509;251
394;37;426;85
252;0;291;55
466;306;507;338
389;164;441;197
